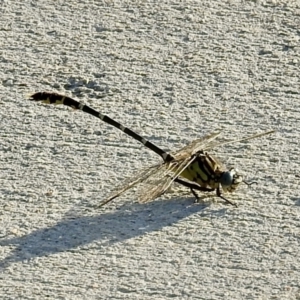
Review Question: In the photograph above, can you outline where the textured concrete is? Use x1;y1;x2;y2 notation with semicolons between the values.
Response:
0;1;299;299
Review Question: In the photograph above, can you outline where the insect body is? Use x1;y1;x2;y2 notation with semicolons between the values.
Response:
29;92;274;207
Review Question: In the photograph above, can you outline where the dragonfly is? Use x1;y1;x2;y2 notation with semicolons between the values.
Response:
29;92;274;207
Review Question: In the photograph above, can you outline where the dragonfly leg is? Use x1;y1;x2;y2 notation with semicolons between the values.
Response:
190;188;202;203
174;178;214;203
174;178;214;192
174;178;213;191
216;187;237;207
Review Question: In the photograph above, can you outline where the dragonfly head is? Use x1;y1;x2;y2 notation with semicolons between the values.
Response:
220;168;243;193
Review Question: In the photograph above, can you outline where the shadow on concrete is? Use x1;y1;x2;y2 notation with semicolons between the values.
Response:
0;197;211;268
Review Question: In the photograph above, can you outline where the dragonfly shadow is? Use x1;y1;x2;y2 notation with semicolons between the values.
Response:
0;197;208;269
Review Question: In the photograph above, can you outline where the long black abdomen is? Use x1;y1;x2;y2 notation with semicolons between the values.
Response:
30;92;173;162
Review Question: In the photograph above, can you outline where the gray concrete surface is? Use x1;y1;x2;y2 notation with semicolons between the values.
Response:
0;1;299;299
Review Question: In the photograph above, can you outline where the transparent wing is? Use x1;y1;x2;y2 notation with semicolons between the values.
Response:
98;163;163;207
171;132;221;161
170;130;275;172
202;130;275;151
136;163;178;203
138;155;198;203
172;130;275;156
100;154;198;207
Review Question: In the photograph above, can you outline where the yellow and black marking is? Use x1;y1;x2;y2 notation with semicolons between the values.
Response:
181;151;219;187
29;92;275;207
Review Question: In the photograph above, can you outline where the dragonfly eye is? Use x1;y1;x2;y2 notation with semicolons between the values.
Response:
220;169;243;192
220;171;234;187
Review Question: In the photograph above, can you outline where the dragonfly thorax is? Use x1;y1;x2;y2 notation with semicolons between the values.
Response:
220;168;243;193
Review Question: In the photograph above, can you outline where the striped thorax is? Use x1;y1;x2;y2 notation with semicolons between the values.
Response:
180;150;243;195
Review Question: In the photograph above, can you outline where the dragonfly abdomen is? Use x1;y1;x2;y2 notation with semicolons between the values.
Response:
30;92;173;163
